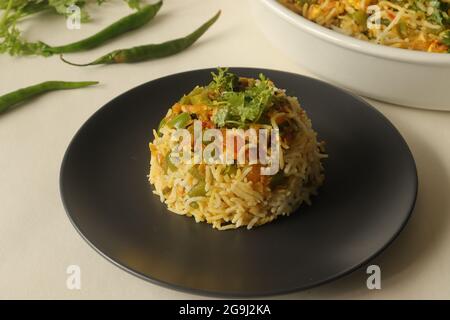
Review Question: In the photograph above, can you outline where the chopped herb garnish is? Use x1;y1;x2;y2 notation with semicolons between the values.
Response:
442;31;450;52
209;69;276;127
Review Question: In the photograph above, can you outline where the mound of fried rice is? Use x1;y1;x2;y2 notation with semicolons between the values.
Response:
149;71;326;230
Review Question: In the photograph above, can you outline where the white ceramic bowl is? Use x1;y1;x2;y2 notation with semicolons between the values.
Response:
251;0;450;110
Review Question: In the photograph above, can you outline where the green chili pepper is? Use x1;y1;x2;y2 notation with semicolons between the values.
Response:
165;152;178;172
381;18;391;26
179;86;204;104
188;167;206;198
223;164;237;176
397;21;408;39
190;92;210;105
0;81;98;114
352;10;367;27
42;2;163;55
188;181;206;197
167;112;191;129
189;166;204;180
61;10;221;66
190;202;199;209
181;86;211;105
157;117;167;135
295;0;315;5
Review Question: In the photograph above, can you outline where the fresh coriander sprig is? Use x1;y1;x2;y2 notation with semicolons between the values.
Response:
0;0;144;56
210;69;276;127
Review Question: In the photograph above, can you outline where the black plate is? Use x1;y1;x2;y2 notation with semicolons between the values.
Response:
60;68;417;297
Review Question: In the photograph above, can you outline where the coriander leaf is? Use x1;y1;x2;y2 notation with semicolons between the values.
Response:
0;0;140;57
211;70;275;127
427;0;444;26
442;31;450;52
0;25;50;56
209;67;238;94
213;106;228;127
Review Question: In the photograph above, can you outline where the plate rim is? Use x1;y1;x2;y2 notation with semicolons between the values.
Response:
59;67;418;297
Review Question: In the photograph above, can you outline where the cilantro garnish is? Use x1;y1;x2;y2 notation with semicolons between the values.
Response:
209;69;275;127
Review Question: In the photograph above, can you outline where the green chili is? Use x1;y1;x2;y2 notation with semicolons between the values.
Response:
188;181;206;197
189;91;210;105
190;202;199;209
381;18;391;27
165;152;178;172
0;81;99;114
397;21;408;39
167;112;191;129
189;166;204;180
42;1;163;55
352;10;367;29
61;10;221;66
157;117;167;135
188;167;206;197
223;164;237;176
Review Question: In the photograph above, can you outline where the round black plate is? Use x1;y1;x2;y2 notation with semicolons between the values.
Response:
60;68;417;297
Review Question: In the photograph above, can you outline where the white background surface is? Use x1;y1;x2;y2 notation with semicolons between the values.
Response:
1;0;449;299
